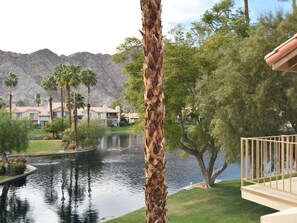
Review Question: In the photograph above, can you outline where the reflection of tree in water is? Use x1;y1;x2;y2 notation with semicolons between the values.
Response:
45;164;59;204
0;183;32;222
58;157;99;223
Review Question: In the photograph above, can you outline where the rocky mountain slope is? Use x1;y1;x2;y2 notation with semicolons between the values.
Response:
0;49;126;107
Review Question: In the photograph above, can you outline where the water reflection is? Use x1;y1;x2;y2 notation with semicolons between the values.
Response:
0;133;240;222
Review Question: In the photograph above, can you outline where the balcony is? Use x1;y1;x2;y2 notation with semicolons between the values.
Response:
241;135;297;212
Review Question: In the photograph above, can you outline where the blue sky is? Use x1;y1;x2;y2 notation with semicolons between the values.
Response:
234;0;292;22
0;0;293;56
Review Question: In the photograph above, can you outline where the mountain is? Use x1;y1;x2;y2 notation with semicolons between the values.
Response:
0;49;126;106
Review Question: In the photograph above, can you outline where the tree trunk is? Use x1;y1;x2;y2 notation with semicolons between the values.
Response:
141;0;167;222
1;184;10;204
87;86;91;126
66;85;72;128
60;87;64;130
244;0;250;25
179;138;228;188
49;96;53;121
73;94;78;149
9;94;12;116
194;152;228;188
1;153;10;174
293;0;297;15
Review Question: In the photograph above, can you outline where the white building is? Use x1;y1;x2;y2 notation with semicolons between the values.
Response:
10;103;121;126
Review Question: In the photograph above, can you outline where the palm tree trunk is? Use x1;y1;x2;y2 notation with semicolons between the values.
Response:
141;0;167;222
66;85;72;128
49;96;53;121
73;93;78;148
9;94;12;116
293;0;297;14
87;86;90;125
244;0;250;25
60;87;64;129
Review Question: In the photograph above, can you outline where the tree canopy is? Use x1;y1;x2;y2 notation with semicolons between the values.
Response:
0;109;30;156
114;0;297;187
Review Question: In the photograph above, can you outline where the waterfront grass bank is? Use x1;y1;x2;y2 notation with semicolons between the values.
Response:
107;179;275;223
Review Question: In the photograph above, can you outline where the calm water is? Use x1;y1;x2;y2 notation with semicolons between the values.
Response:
0;134;240;222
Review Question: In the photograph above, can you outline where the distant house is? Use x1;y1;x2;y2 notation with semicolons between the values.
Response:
9;103;121;126
11;106;50;126
122;112;139;123
81;105;121;126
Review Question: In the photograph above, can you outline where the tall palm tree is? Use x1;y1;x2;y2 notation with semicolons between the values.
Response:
71;92;85;147
42;74;57;121
4;72;18;115
53;64;68;129
60;65;81;128
80;68;97;125
141;0;167;222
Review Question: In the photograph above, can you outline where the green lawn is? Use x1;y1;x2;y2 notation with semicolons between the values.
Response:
13;140;63;155
0;175;10;181
107;179;276;223
108;125;135;133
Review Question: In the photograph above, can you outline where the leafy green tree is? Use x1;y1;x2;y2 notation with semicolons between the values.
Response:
15;100;26;107
42;74;57;121
0;97;6;109
0;109;30;173
34;93;41;107
4;72;18;115
43;117;69;139
80;68;97;125
115;0;249;188
112;37;144;130
62;119;106;149
203;10;297;161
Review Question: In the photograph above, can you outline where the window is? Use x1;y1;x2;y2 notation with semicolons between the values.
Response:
15;113;22;119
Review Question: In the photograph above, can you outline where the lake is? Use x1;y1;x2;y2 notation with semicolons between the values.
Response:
0;133;240;222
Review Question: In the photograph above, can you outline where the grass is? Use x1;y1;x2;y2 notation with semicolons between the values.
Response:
108;125;135;133
12;140;63;155
107;179;276;223
0;175;10;181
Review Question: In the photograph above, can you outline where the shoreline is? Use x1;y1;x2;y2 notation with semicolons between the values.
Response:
8;147;97;158
0;164;37;186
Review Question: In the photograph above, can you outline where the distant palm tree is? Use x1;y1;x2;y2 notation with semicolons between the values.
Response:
42;74;57;121
60;65;81;128
141;0;167;222
71;92;85;146
34;93;41;107
71;92;85;110
53;64;68;129
80;69;97;125
4;72;18;115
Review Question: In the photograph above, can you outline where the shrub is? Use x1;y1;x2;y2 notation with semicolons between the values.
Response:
0;163;5;175
43;135;53;140
10;162;27;176
42;117;69;139
68;143;76;150
8;157;27;163
62;119;106;149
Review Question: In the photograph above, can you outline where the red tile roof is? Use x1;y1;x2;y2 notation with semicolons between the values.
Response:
265;33;297;72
